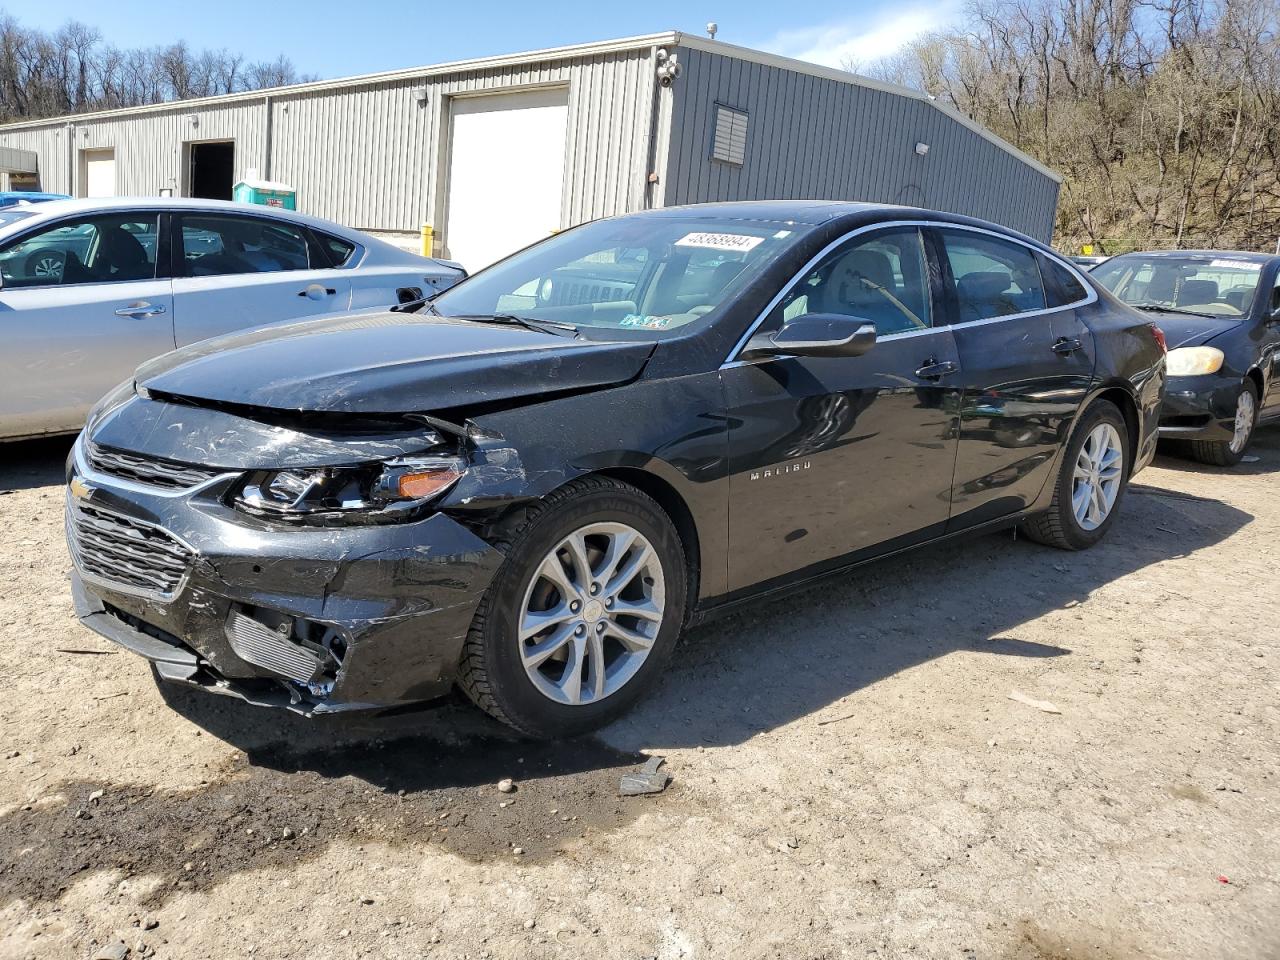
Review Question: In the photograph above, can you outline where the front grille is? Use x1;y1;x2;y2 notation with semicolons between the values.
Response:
67;502;193;599
226;611;325;683
88;443;224;491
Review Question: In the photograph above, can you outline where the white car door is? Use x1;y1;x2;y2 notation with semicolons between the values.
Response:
0;212;173;439
170;211;353;348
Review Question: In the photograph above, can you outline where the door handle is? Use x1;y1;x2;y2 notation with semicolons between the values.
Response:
298;285;337;299
1052;336;1083;356
915;359;958;380
114;301;167;319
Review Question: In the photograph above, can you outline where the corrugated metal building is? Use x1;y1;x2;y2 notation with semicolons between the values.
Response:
0;32;1060;270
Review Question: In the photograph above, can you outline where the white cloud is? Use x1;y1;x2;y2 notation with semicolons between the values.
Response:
759;3;961;70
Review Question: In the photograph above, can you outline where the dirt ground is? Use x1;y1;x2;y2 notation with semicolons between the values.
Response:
1;430;1277;960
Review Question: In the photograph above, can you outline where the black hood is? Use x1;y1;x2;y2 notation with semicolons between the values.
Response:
1143;310;1245;349
135;312;655;414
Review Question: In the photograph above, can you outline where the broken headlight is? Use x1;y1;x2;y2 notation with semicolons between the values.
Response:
231;456;465;523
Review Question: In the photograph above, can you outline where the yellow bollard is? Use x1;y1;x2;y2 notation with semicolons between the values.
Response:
420;223;434;257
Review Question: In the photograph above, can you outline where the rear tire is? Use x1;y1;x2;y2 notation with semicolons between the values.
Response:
1185;380;1257;467
458;476;687;739
1021;399;1130;551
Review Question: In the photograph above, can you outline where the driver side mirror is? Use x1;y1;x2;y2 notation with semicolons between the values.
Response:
742;313;877;360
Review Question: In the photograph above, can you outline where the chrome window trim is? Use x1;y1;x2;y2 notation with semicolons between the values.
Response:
73;434;237;499
722;220;1097;366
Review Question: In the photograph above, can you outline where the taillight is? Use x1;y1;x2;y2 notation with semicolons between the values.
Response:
1149;323;1167;353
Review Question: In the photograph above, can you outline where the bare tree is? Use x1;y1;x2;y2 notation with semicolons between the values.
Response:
0;8;317;123
861;0;1280;250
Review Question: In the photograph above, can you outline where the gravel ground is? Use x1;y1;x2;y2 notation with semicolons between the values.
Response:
1;430;1277;960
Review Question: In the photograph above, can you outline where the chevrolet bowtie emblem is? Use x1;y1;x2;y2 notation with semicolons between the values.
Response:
69;476;95;501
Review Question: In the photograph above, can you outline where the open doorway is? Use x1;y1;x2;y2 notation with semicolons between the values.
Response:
187;141;234;200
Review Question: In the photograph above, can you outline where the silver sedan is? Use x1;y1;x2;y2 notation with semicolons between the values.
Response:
0;197;464;441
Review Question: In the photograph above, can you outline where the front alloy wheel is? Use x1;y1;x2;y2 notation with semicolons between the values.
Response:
1187;380;1258;467
458;476;686;738
519;522;666;706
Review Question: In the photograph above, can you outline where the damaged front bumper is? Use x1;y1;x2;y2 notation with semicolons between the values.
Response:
65;434;504;714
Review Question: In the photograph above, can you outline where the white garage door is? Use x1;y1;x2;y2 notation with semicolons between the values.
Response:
445;89;568;273
83;149;116;198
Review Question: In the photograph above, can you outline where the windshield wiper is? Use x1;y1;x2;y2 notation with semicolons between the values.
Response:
389;291;441;314
1128;302;1214;318
454;313;579;337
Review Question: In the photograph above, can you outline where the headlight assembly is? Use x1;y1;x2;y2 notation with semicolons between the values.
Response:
1165;346;1225;377
232;456;465;523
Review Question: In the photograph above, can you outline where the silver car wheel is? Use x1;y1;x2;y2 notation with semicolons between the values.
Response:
1071;422;1123;532
1229;388;1256;455
518;521;666;706
32;255;63;279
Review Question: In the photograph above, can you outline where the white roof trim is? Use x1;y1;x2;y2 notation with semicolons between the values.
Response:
0;32;679;131
0;28;1062;183
671;34;1062;184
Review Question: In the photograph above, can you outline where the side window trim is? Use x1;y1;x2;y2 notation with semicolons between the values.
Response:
724;220;1098;364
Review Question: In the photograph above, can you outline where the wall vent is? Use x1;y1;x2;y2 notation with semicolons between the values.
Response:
711;104;748;165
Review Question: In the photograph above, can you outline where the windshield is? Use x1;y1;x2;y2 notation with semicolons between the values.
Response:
1093;254;1263;317
431;216;812;337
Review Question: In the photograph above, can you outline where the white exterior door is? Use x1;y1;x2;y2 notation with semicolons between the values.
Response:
83;150;116;198
445;89;568;273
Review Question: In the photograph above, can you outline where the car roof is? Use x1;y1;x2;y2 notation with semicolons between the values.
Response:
0;196;358;236
619;200;1055;256
1107;249;1277;265
633;200;893;224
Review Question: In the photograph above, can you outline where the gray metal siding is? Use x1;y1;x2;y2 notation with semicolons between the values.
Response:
0;47;658;236
662;47;1059;241
0;38;1058;241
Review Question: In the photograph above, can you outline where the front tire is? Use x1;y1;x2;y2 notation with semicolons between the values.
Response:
1186;380;1257;467
1021;399;1130;550
458;476;687;739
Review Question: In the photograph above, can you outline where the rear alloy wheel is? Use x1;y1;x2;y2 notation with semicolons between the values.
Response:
1187;381;1257;467
1021;399;1130;550
458;477;686;738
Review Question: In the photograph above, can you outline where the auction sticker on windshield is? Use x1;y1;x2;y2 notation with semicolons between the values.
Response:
675;232;765;252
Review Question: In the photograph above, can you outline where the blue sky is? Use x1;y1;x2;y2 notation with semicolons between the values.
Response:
7;0;959;77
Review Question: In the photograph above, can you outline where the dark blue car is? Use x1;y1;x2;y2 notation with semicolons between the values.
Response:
1093;250;1280;465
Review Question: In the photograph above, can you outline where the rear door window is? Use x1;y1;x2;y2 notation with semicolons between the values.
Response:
941;231;1047;323
177;214;312;277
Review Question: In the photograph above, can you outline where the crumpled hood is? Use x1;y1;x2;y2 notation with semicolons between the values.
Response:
1144;310;1245;350
135;312;654;414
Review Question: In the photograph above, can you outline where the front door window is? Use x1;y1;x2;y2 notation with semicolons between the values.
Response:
0;214;159;288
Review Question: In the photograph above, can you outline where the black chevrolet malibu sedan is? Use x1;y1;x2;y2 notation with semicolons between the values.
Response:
66;202;1166;737
1091;250;1280;465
